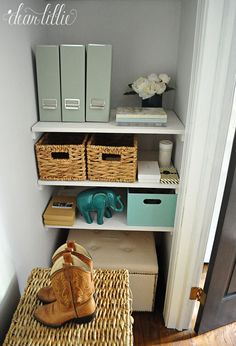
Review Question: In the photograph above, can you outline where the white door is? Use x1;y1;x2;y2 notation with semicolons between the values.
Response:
164;0;236;330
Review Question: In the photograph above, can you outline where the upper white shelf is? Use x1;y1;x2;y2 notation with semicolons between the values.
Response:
31;110;184;135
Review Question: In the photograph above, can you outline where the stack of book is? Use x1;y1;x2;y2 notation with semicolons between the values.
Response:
116;107;167;126
43;195;76;226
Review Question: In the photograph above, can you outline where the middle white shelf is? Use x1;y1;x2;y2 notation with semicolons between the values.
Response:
43;185;177;232
38;179;178;189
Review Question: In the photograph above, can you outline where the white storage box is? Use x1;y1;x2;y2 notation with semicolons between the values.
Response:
138;160;161;182
67;229;158;311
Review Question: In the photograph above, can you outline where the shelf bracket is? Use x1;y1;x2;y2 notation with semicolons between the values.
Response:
179;133;185;142
31;131;42;141
31;131;37;140
36;183;44;191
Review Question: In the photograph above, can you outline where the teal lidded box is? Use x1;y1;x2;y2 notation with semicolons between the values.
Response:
127;188;177;227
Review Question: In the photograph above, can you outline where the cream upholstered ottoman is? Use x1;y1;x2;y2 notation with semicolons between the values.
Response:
68;229;158;311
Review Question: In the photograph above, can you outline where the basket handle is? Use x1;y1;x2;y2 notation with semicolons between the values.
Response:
51;152;69;160
143;199;162;205
102;153;121;161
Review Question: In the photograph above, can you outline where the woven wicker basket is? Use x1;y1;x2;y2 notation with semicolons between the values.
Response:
35;133;88;181
87;134;138;182
3;268;133;346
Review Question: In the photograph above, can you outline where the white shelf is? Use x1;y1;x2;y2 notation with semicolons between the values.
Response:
38;179;178;189
34;110;181;232
32;110;184;135
44;211;173;232
37;151;179;189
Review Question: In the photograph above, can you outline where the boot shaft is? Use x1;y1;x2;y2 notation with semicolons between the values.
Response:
52;240;93;271
51;253;94;311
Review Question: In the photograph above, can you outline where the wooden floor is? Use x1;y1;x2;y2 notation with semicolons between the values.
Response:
133;310;195;345
132;310;236;345
132;264;236;345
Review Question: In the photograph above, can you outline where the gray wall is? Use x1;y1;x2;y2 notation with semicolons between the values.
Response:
0;0;59;341
47;0;181;108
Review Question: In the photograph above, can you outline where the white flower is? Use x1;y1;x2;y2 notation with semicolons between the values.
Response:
143;81;158;98
132;78;158;99
129;73;172;99
148;73;160;82
139;92;151;100
139;86;155;99
159;73;171;84
155;81;167;94
132;77;148;94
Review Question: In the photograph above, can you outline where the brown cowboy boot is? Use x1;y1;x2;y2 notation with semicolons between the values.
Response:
37;240;93;303
34;253;96;327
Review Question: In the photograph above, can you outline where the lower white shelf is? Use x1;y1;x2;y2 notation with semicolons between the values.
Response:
44;211;174;232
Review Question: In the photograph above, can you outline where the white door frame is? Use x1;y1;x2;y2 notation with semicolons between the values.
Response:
163;0;236;330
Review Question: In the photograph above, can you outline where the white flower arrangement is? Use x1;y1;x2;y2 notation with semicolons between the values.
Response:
124;73;173;100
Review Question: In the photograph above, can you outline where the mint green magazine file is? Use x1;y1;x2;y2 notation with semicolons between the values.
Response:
36;45;61;121
86;44;112;122
60;45;85;122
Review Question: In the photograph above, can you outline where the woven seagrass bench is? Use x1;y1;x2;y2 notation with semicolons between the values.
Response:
3;268;133;346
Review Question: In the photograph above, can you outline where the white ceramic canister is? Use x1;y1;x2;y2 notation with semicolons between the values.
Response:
159;140;173;167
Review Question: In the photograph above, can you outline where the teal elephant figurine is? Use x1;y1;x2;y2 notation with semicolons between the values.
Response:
76;188;124;225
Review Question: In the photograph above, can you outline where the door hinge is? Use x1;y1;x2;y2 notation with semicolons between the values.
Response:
189;287;206;305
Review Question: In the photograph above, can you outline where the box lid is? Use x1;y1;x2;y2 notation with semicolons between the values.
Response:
67;229;158;274
43;196;76;221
